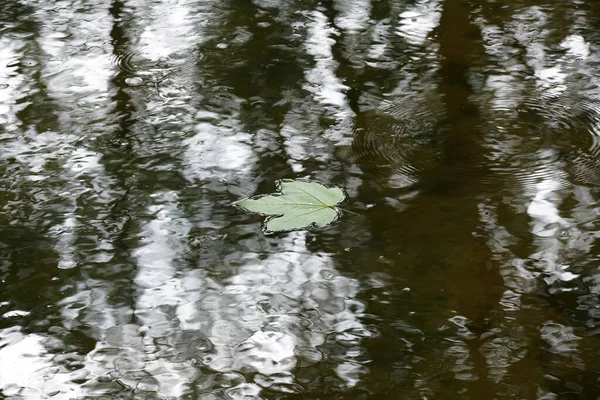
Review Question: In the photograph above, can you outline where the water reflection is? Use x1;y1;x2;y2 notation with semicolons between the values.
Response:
2;0;600;398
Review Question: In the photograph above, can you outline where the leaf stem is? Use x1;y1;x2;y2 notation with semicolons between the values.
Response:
338;207;360;216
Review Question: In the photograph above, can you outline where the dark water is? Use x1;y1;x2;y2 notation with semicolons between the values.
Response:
2;0;600;398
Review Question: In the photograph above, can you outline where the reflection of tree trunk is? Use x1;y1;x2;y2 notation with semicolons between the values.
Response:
346;0;506;394
1;0;61;134
435;0;503;389
436;0;484;172
0;1;63;308
108;0;135;150
104;0;138;315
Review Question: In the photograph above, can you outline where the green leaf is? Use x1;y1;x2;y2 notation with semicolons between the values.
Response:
235;179;347;233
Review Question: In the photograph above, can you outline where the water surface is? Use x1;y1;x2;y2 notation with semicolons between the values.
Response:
2;0;600;398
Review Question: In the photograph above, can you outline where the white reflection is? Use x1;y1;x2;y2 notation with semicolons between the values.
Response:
183;122;256;182
27;0;118;273
479;326;528;383
560;35;590;60
540;321;583;369
177;232;369;392
134;190;191;330
367;20;393;63
334;0;371;33
0;37;24;129
526;176;579;288
78;191;369;397
138;0;207;61
303;10;349;110
510;7;568;97
0;328;84;399
36;0;113;100
279;9;357;172
237;331;296;375
73;192;199;398
527;179;566;237
396;0;441;46
473;5;600;388
477;202;534;383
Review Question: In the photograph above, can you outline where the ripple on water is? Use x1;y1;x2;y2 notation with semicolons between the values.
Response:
355;88;600;192
119;370;160;392
352;94;444;188
481;94;600;190
109;47;141;74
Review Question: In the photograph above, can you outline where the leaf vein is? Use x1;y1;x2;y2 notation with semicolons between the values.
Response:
288;182;330;207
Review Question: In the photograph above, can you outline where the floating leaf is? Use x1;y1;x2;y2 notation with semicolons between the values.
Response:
235;179;347;233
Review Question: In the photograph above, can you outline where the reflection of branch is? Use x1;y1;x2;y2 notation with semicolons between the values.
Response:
114;378;135;392
154;81;165;99
148;69;175;100
568;216;600;230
